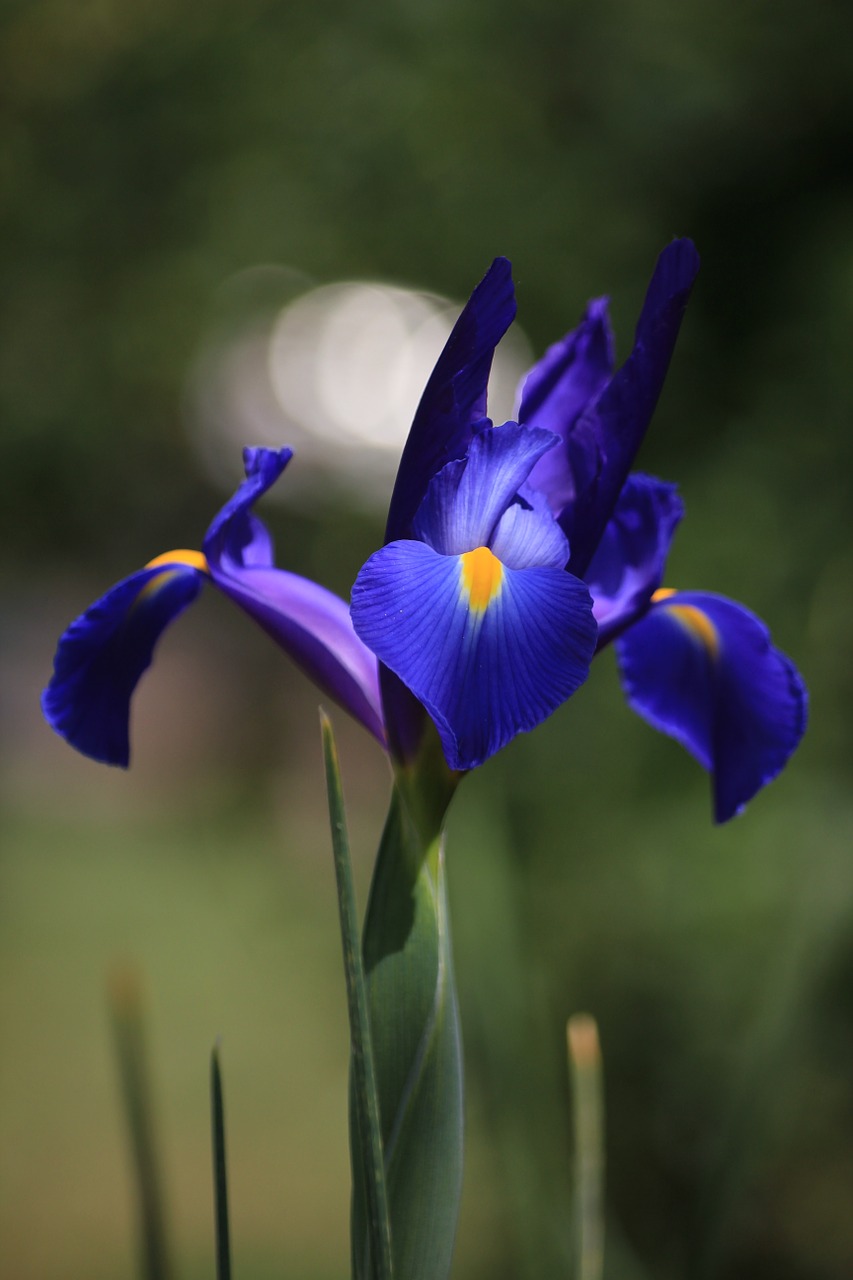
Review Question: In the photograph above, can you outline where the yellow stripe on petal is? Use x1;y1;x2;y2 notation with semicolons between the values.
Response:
133;549;209;610
460;546;504;613
145;549;209;573
654;588;719;658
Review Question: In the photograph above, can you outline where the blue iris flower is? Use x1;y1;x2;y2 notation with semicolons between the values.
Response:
44;242;807;819
42;447;385;765
512;239;807;820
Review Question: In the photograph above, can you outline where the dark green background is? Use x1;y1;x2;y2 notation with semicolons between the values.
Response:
3;1;852;1277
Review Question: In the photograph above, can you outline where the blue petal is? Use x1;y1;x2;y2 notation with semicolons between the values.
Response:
385;258;517;542
490;486;570;570
412;422;560;556
203;446;293;571
211;565;385;744
41;562;206;766
202;445;385;741
519;297;614;515
565;239;700;576
616;590;807;822
585;473;683;647
351;540;597;770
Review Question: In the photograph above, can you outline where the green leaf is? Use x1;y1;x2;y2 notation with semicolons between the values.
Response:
210;1043;232;1280
354;771;463;1280
108;966;173;1280
321;712;394;1280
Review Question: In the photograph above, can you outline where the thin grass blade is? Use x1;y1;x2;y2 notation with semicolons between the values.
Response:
567;1014;605;1280
321;711;393;1280
108;965;173;1280
211;1043;232;1280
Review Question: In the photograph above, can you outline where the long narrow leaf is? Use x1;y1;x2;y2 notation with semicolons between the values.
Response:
108;966;173;1280
356;778;463;1280
567;1014;605;1280
321;711;393;1280
210;1043;232;1280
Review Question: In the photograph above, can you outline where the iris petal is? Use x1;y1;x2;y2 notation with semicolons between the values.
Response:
41;562;205;767
616;590;807;822
490;486;570;570
586;473;683;647
385;258;517;542
519;297;614;516
211;566;385;744
565;239;700;576
203;446;293;571
351;540;597;771
412;422;560;556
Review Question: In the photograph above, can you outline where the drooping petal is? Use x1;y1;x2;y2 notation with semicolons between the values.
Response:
351;540;597;771
202;445;385;742
566;239;700;577
519;298;614;515
585;473;683;647
210;565;385;744
384;258;517;543
41;558;207;767
616;590;807;822
203;446;293;571
412;422;560;556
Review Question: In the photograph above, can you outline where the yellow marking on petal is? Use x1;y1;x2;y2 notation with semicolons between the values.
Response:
666;602;719;657
145;548;209;573
460;546;504;613
651;587;677;603
132;549;209;611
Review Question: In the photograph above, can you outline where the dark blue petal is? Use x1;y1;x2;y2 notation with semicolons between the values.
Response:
566;239;700;576
412;422;559;556
351;540;597;771
519;298;614;515
586;473;683;647
211;565;385;744
41;562;206;766
616;590;807;822
385;258;517;543
203;446;293;571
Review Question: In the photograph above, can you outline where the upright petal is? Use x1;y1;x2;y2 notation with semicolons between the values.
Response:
566;239;700;576
585;473;683;647
41;558;207;767
412;422;560;556
351;540;596;771
384;258;517;543
616;590;807;822
520;298;614;515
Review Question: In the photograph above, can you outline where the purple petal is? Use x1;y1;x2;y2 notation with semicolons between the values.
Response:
586;473;683;647
211;565;385;744
566;239;700;576
520;298;614;515
351;540;596;770
41;560;206;766
203;446;293;571
385;258;517;543
616;590;807;822
490;485;570;570
412;421;560;557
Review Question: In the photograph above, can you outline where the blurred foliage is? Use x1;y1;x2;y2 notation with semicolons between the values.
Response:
3;0;853;1278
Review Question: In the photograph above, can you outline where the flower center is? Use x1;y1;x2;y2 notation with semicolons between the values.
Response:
460;546;504;613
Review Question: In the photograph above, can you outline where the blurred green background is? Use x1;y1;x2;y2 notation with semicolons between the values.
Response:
2;0;853;1277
